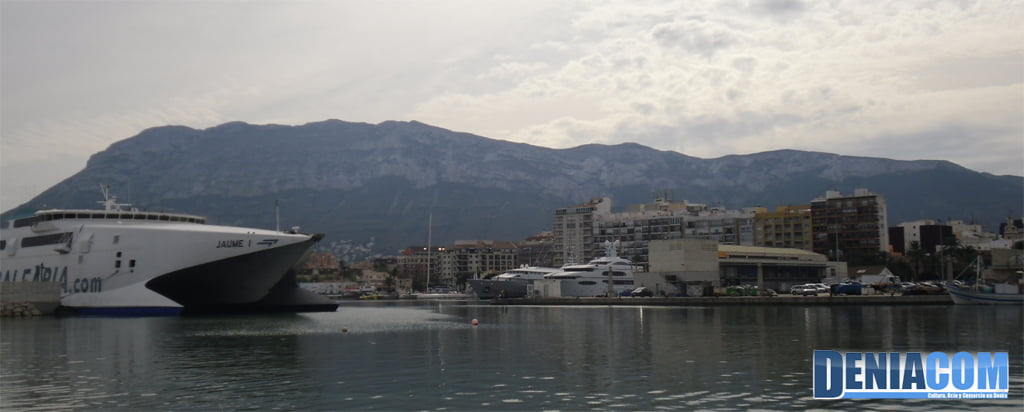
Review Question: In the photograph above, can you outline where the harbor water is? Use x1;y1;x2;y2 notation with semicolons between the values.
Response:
2;301;1021;411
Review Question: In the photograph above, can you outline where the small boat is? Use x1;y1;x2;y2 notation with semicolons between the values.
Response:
413;290;474;300
947;256;1023;305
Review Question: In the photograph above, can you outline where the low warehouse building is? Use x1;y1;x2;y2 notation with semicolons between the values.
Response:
637;239;831;296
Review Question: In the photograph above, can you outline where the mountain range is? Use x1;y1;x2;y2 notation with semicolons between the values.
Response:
4;119;1021;261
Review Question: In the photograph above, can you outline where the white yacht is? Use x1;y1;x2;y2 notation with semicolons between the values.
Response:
542;241;639;297
0;186;337;315
467;266;562;299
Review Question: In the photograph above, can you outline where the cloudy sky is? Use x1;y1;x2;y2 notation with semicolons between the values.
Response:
2;0;1022;211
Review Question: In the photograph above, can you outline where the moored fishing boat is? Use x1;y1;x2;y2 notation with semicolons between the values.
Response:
947;256;1023;305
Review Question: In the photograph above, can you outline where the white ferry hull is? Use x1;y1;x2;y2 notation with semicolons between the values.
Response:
2;215;334;315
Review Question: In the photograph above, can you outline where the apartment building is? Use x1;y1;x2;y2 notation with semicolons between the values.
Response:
890;220;954;254
684;207;760;246
439;240;518;280
810;189;889;264
754;206;813;250
555;194;758;266
516;231;555;267
553;197;611;266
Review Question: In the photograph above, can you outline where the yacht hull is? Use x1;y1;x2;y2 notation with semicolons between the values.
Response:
467;279;529;299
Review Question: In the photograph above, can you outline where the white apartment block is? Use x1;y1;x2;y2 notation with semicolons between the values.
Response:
553;197;611;266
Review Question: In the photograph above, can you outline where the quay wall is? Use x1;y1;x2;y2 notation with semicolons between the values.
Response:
491;295;952;306
0;282;61;316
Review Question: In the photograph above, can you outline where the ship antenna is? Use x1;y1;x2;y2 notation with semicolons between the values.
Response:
275;199;280;232
98;184;131;211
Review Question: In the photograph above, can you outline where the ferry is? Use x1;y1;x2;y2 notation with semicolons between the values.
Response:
0;186;338;315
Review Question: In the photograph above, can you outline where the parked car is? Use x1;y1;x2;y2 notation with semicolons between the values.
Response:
630;287;653;297
809;283;829;293
834;282;864;295
790;285;817;296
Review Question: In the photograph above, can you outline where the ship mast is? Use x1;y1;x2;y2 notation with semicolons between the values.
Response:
426;211;432;292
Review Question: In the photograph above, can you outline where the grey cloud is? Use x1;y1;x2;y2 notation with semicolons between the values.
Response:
754;0;806;14
818;121;1024;178
731;57;757;74
651;19;738;57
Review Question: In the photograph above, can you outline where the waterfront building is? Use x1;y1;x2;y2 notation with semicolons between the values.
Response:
515;231;555;267
636;238;830;296
398;241;518;287
593;195;695;266
948;220;1002;250
810;189;888;264
298;252;341;276
1000;218;1023;240
555;194;758;267
753;206;812;250
438;240;518;282
891;220;953;254
396;245;444;284
553;197;611;266
683;207;760;246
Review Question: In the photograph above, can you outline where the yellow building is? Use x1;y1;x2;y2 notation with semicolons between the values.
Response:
754;206;812;250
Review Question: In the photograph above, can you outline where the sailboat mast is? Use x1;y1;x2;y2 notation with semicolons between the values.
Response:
426;211;432;292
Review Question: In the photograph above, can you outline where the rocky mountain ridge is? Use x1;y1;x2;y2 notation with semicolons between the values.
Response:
4;119;1020;258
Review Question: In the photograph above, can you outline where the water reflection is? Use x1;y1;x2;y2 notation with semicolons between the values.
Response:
1;302;1021;411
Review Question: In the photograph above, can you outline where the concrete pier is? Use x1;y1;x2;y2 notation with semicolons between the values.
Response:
0;282;61;316
491;294;952;306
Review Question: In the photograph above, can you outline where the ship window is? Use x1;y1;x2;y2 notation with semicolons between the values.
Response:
129;260;136;268
12;217;38;228
147;214;158;220
116;252;122;258
159;215;170;221
115;260;121;269
113;235;120;245
0;240;5;250
579;281;597;285
22;232;73;247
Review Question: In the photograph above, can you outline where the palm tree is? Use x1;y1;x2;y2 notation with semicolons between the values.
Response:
906;241;927;282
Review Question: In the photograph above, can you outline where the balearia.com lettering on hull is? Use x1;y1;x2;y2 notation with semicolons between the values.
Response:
813;350;1009;399
2;265;103;294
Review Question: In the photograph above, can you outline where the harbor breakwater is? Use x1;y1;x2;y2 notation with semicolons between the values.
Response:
491;294;953;306
0;282;60;316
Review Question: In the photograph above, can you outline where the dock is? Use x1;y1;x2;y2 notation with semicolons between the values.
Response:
490;294;953;306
